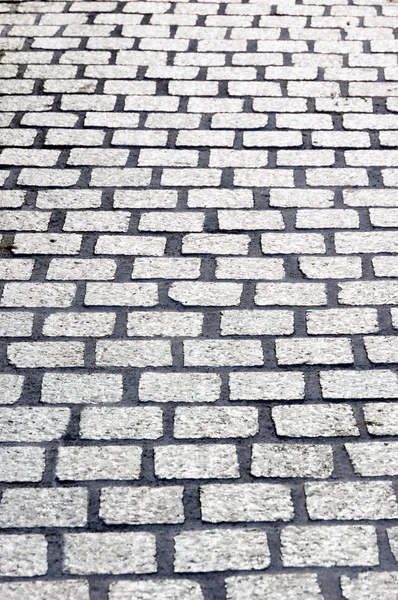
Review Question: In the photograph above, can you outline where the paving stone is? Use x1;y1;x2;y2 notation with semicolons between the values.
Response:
43;312;115;337
7;341;85;368
56;446;142;480
100;486;184;524
85;283;158;307
183;339;263;367
299;256;362;279
0;374;24;405
139;372;221;403
255;283;327;306
1;283;76;307
275;337;354;365
0;534;47;576
363;403;398;436
229;372;305;401
96;340;172;367
0;488;87;528
174;406;258;438
340;572;398;600
221;310;293;335
1;0;397;592
251;443;334;478
306;308;378;334
200;483;294;522
174;529;270;572
281;525;379;567
155;445;239;479
63;532;156;574
272;404;359;437
132;257;201;279
109;580;204;600
216;258;285;280
80;407;163;440
169;282;242;306
0;407;70;441
127;311;203;337
225;574;323;600
0;581;89;600
320;369;398;399
0;447;45;482
305;481;398;520
41;372;123;404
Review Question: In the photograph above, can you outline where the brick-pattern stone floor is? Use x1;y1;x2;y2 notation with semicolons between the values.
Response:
0;0;398;598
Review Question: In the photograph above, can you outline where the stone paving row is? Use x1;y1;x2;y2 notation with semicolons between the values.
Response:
0;0;398;598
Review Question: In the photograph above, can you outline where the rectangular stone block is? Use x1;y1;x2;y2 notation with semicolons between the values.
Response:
100;486;184;524
0;534;47;577
174;529;270;572
200;483;293;522
139;372;221;403
96;340;172;367
251;444;334;479
155;444;239;479
272;404;358;437
0;447;45;482
64;532;156;574
281;525;378;567
80;407;163;440
229;372;305;401
0;488;87;528
174;406;258;438
56;446;142;480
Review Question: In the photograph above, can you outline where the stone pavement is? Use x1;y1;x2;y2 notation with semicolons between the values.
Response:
0;0;398;598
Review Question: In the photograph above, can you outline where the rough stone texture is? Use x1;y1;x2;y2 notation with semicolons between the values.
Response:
100;486;184;524
0;581;90;600
139;372;221;403
281;526;379;567
0;534;47;577
305;481;398;520
63;532;157;574
251;444;334;479
200;483;294;522
155;444;239;479
340;572;398;600
56;446;142;480
346;442;398;476
174;529;270;572
0;488;87;528
174;406;258;438
225;574;323;600
0;447;45;482
41;373;123;404
109;580;204;600
1;0;398;596
80;407;163;440
272;404;359;437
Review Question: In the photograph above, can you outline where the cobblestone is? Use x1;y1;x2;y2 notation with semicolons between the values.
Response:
0;0;397;596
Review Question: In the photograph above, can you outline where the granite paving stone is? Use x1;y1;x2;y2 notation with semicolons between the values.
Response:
0;0;397;597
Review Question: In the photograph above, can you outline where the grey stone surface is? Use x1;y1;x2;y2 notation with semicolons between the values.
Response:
0;534;47;577
0;488;87;528
340;572;398;600
281;526;379;567
109;580;204;600
0;581;90;600
64;532;156;574
100;486;184;524
200;483;294;522
1;0;398;596
225;574;323;600
251;443;334;478
174;529;270;572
